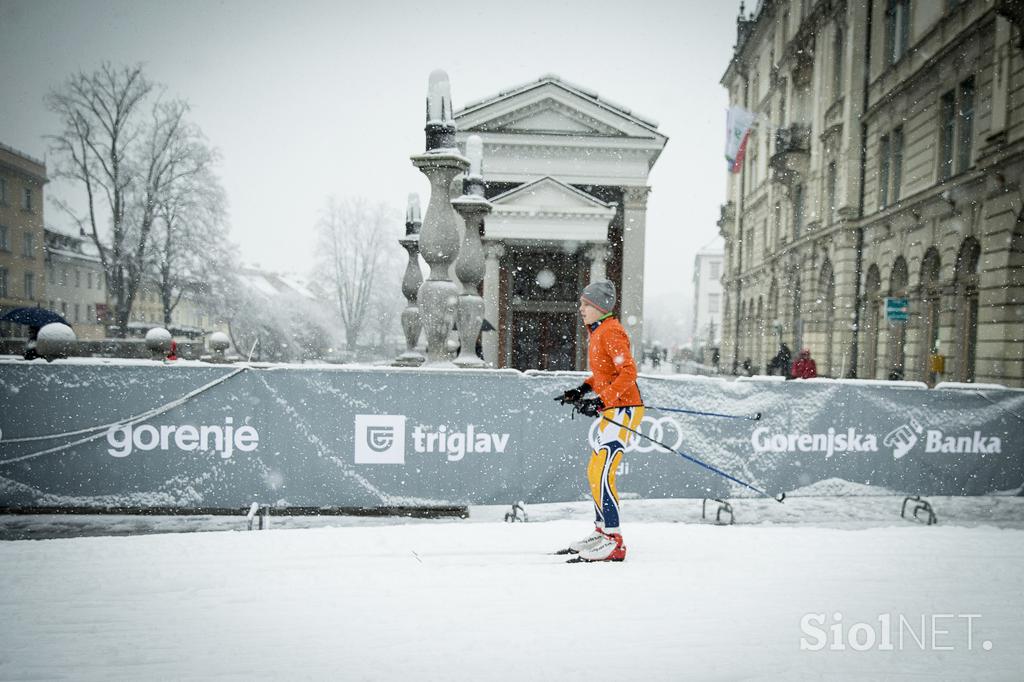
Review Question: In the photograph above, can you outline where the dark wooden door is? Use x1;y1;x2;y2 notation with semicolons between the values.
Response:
511;311;577;371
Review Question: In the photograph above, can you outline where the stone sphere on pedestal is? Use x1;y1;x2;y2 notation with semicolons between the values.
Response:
36;323;76;361
209;332;231;353
145;327;173;354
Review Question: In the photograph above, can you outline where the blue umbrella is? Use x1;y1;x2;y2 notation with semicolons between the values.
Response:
0;307;71;328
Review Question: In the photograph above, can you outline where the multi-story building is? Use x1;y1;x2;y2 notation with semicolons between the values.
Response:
454;75;667;370
719;0;1024;386
128;281;221;339
44;228;107;340
692;240;725;360
0;143;47;334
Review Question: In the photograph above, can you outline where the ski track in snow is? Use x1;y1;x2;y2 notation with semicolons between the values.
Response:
0;500;1023;681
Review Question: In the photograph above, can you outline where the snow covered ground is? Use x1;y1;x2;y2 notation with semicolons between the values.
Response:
2;497;1023;681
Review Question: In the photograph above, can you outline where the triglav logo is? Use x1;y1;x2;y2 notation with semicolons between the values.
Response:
353;415;511;463
355;415;406;464
366;426;397;452
106;417;258;458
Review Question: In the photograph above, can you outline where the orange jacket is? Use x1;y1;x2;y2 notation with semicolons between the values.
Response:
583;316;642;408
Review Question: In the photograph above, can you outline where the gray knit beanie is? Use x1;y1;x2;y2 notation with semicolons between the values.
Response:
580;280;616;314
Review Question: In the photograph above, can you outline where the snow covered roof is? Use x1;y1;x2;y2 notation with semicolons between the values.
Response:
457;74;661;132
238;268;317;301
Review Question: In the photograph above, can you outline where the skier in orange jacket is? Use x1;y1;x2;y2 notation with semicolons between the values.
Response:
556;280;644;562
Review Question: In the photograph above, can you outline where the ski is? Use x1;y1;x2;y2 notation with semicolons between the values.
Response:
566;555;625;563
552;548;577;555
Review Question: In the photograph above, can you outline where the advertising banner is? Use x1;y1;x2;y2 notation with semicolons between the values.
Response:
0;361;1022;510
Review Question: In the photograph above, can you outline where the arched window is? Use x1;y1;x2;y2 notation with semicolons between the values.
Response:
919;247;942;383
863;265;882;378
954;237;981;382
818;259;836;375
887;256;909;379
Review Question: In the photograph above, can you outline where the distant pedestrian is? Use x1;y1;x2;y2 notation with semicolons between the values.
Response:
768;342;792;376
741;357;753;376
23;326;40;360
791;347;818;379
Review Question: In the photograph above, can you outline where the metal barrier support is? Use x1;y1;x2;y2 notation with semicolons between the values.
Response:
504;501;528;523
901;495;937;525
702;498;734;525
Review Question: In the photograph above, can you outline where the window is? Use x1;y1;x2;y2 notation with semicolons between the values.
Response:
0;224;8;251
749;130;759;186
879;133;891;209
21;187;33;212
891;126;904;202
939;78;975;180
22;232;35;258
833;27;844;98
940;91;956;181
708;293;721;314
886;0;911;65
75;269;81;288
827;162;838;224
710;261;721;279
0;177;7;204
793;184;805;239
74;303;80;323
957;77;974;173
773;200;782;245
24;272;35;300
878;126;904;209
0;267;7;297
87;272;93;289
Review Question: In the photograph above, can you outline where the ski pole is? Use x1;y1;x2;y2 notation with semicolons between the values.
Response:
581;407;785;503
648;405;762;421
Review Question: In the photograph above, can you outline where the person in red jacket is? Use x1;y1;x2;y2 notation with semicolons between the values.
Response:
791;347;818;379
556;280;644;562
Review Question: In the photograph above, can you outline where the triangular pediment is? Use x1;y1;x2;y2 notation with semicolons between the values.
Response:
456;77;666;142
472;98;619;136
491;177;615;212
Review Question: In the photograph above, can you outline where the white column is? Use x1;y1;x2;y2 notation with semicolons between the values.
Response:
482;242;505;367
621;186;650;352
586;242;607;282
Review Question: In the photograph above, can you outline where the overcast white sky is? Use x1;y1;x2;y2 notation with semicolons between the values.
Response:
0;0;737;336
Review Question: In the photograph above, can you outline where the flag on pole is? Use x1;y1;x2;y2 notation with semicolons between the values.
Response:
725;106;757;174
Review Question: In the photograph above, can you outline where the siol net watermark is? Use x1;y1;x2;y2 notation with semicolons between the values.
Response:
800;612;992;652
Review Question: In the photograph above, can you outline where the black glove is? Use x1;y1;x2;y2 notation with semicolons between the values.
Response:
576;397;605;418
555;383;591;405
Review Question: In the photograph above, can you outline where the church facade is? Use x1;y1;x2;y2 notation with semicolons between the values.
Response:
453;75;667;370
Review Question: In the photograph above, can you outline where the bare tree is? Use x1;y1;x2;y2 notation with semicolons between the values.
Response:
151;165;229;325
315;197;401;350
46;63;222;336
